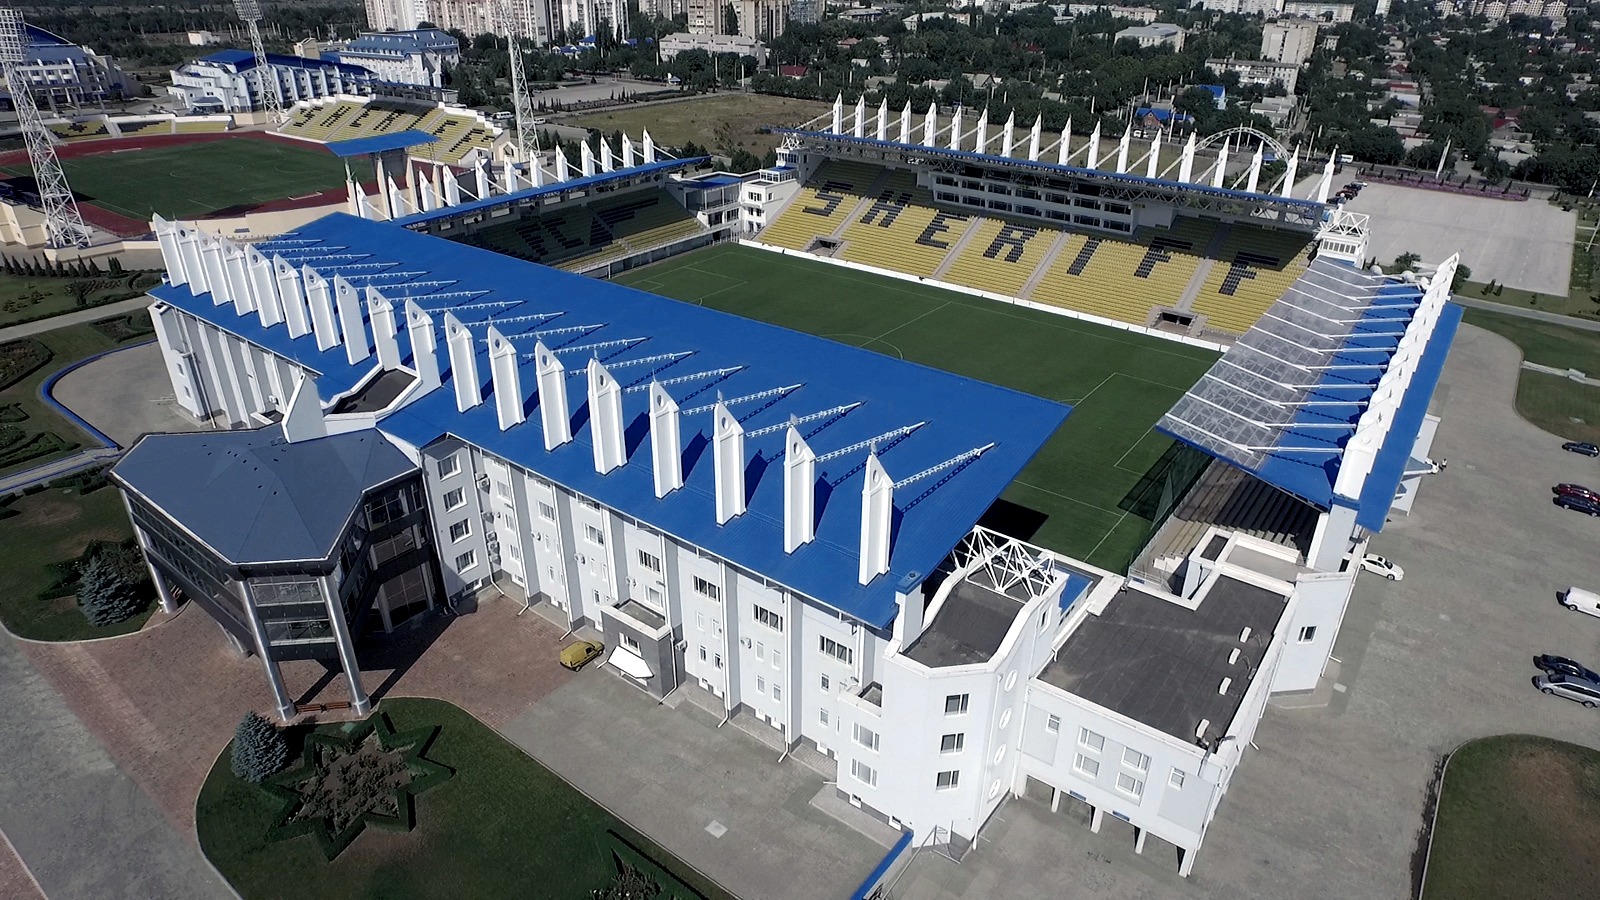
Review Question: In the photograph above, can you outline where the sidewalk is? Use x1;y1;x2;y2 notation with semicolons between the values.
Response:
0;298;150;344
1452;294;1600;331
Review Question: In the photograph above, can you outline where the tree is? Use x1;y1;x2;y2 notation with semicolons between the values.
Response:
1391;251;1421;273
1450;264;1472;293
77;553;144;626
68;281;96;308
107;256;123;275
723;2;740;37
591;863;661;900
230;712;289;783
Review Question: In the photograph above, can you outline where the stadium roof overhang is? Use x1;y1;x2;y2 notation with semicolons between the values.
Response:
1155;256;1462;532
326;130;439;157
150;212;1068;629
773;128;1328;231
394;157;708;230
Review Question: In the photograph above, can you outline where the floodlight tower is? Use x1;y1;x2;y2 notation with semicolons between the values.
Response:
497;0;536;163
232;0;285;125
0;8;88;248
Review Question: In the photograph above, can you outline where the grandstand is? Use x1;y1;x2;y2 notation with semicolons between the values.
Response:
48;120;109;142
451;187;706;273
278;96;499;164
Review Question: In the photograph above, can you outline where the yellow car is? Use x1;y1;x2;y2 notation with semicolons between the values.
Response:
559;639;604;670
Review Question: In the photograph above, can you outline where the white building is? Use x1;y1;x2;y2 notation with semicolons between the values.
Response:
1205;57;1300;93
326;29;461;89
168;51;377;117
1195;0;1285;15
1279;0;1355;20
1260;18;1317;66
1066;4;1160;22
659;32;769;65
1115;23;1185;50
1;24;138;109
365;0;431;31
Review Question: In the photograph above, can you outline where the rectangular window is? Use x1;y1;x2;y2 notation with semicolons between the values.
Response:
756;675;766;694
638;550;662;573
1073;753;1100;778
754;605;784;631
442;487;465;510
448;519;471;542
714;653;723;669
820;636;853;664
494;480;510;498
851;759;878;787
1046;714;1061;734
1169;768;1185;790
436;455;459;478
1078;728;1104;753
584;524;605;545
935;770;960;791
773;684;782;701
1116;772;1145;799
820;708;829;725
755;641;765;660
696;612;706;631
699;646;708;662
538;501;556;521
853;723;880;751
1297;625;1317;643
821;674;830;691
940;733;964;754
693;576;720;601
1123;748;1150;774
622;634;641;653
944;694;970;715
772;650;782;670
454;550;476;571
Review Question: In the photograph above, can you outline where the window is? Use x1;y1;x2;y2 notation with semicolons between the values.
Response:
1046;714;1061;734
693;576;720;601
773;685;782;701
853;723;880;751
1039;609;1049;631
448;519;471;542
494;480;510;498
454;550;476;571
944;694;970;715
820;674;830;691
755;641;765;660
1078;728;1104;753
442;487;465;510
756;676;766;694
754;605;784;631
1297;625;1318;643
851;759;878;787
772;650;782;670
696;612;706;630
1116;772;1145;799
1122;748;1150;774
538;501;556;521
820;636;853;664
622;634;641;653
713;653;723;669
819;708;829;725
1168;768;1186;790
1073;753;1100;778
436;455;459;478
940;733;964;754
935;770;960;791
699;646;708;662
638;550;662;573
584;524;604;545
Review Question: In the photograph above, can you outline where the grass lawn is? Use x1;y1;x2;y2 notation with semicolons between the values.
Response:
198;698;735;900
1460;280;1600;319
1462;307;1600;443
1424;735;1600;899
1;138;349;221
0;483;153;640
0;271;160;328
561;95;831;158
1462;306;1600;369
615;243;1217;571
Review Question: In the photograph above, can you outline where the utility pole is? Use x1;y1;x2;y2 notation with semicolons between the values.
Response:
0;8;88;248
498;0;536;162
233;0;285;124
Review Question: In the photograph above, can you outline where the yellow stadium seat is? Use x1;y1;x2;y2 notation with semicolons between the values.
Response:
758;160;883;251
1189;226;1313;334
837;170;973;277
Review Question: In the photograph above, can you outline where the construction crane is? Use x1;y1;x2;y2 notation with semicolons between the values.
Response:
497;0;536;164
232;0;285;125
0;8;88;248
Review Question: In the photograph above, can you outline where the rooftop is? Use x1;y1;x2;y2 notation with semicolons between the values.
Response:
111;425;416;565
1039;577;1288;743
904;570;1026;668
197;49;372;77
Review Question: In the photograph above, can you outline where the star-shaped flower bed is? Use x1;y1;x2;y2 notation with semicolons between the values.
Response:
262;712;453;860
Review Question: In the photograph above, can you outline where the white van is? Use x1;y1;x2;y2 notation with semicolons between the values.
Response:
1560;587;1600;618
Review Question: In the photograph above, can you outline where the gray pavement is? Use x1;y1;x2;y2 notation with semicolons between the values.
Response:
503;671;894;900
0;298;151;344
0;636;228;900
1452;294;1600;331
890;323;1600;899
51;341;203;447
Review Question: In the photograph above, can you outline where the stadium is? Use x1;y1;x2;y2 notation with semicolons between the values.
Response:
107;93;1458;885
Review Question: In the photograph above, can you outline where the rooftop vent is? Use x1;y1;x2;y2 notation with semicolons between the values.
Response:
1228;648;1241;666
1218;677;1232;695
1195;718;1211;740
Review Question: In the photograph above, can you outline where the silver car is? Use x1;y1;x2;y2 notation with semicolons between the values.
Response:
1534;673;1600;708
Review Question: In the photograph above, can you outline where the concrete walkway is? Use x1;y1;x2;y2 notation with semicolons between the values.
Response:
1452;294;1600;331
0;298;151;344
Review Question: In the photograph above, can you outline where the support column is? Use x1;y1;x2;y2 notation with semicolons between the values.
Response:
1050;786;1061;813
242;585;296;722
321;575;370;716
1179;846;1197;878
1090;806;1104;833
1135;827;1148;855
121;494;180;615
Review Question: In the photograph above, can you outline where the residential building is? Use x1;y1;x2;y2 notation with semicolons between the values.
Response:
1279;0;1354;20
1066;4;1160;22
167;50;377;117
1114;23;1185;50
366;0;430;31
659;32;769;65
1195;0;1284;15
325;29;460;89
1205;57;1300;93
0;24;138;110
1260;19;1317;66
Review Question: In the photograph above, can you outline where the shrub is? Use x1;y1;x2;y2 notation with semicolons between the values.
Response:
232;712;290;783
592;864;661;900
77;553;145;626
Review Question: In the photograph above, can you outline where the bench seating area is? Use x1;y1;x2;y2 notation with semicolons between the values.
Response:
455;189;705;271
757;160;883;251
1189;227;1314;334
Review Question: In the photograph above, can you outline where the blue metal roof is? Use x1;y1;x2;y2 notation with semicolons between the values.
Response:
326;130;439;157
112;426;415;565
393;157;707;227
156;212;1069;627
774;129;1327;216
200;49;372;77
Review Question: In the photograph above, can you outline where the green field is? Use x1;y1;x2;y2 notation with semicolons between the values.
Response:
2;138;350;221
615;244;1218;571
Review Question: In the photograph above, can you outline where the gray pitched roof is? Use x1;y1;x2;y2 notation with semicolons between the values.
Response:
113;426;416;565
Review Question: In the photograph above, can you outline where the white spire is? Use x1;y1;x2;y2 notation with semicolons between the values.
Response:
274;256;311;338
334;275;368;364
858;451;893;584
488;326;524;431
588;358;625;473
649;380;682;497
713;399;746;524
783;422;816;553
369;288;400;369
444;312;479;411
535;341;571;449
302;265;339;351
405;300;440;391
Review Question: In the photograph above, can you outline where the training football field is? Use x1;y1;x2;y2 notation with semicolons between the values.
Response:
1;138;350;221
616;244;1220;572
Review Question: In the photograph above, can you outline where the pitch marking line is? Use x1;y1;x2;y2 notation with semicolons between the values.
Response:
1010;479;1124;518
1112;426;1156;473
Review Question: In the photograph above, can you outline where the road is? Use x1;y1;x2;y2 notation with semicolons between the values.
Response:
0;298;151;344
1451;295;1600;331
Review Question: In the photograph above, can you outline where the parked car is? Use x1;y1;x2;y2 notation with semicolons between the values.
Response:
1560;586;1600;618
1554;484;1600;503
1360;554;1404;581
1534;673;1600;708
1554;493;1600;516
559;639;604;670
1563;441;1600;457
1535;655;1600;683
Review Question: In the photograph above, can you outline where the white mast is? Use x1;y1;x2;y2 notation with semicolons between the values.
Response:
231;0;285;125
0;8;88;248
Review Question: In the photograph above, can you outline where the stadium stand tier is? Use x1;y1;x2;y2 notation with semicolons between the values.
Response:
757;159;1319;337
49;120;109;142
279;98;497;163
452;188;705;272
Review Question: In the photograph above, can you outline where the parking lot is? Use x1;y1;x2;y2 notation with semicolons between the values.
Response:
888;323;1600;899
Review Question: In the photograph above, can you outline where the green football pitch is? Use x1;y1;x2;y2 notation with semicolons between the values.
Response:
615;244;1220;572
1;138;350;221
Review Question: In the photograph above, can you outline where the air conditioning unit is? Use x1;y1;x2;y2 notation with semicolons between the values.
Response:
476;474;490;492
482;512;495;525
